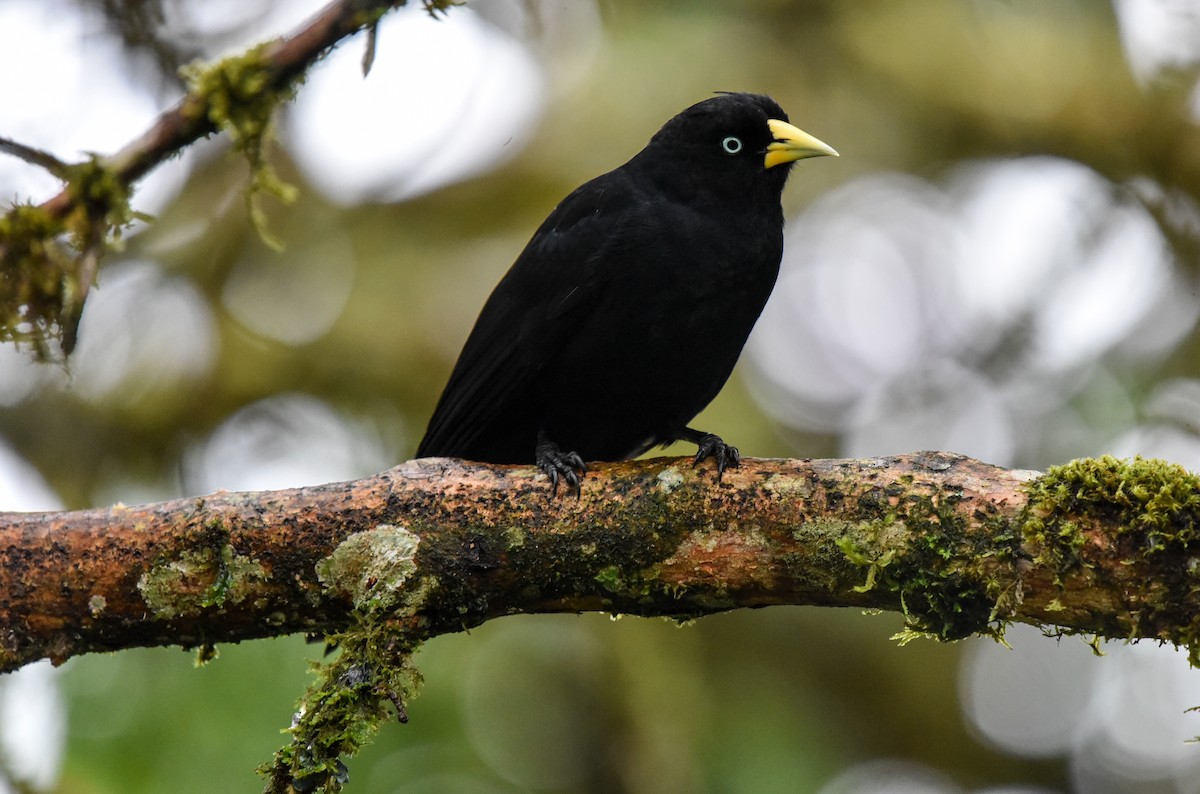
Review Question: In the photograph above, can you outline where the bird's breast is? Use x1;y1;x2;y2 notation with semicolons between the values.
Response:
553;213;779;405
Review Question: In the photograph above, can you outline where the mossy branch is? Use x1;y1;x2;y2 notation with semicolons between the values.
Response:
2;451;1197;790
0;0;460;357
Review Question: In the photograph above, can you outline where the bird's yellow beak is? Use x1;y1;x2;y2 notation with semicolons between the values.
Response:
764;119;839;168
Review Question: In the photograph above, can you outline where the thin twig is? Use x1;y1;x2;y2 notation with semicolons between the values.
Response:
0;136;70;179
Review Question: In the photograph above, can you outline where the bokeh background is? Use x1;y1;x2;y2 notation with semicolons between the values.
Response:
3;0;1200;791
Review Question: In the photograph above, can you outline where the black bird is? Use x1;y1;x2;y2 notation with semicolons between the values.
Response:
417;93;837;493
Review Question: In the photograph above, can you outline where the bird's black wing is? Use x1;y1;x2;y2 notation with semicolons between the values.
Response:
416;170;641;460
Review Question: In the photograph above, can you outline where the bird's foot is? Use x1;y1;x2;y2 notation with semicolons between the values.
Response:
535;437;587;497
689;431;740;481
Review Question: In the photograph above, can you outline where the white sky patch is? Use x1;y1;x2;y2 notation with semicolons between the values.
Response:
71;261;217;403
1113;0;1200;84
961;626;1200;791
159;0;328;57
0;344;62;408
0;661;65;792
1109;379;1200;471
184;394;395;493
0;0;190;212
749;174;964;430
1031;200;1172;370
285;5;545;204
951;159;1103;325
0;442;61;513
816;758;962;794
0;447;65;791
845;361;1015;465
960;624;1100;758
1073;642;1200;789
748;156;1188;448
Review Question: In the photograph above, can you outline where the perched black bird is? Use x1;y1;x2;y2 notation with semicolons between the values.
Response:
417;93;837;493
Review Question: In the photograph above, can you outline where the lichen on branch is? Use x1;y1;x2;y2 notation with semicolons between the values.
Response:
266;524;431;793
180;46;300;251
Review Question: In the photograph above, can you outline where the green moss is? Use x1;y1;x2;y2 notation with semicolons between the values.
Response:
504;526;526;548
835;456;1200;670
1020;455;1200;664
593;559;663;602
1023;455;1200;563
194;643;220;667
418;0;464;17
838;484;1017;644
835;531;898;594
62;155;138;242
595;565;627;594
1;152;143;357
212;544;268;606
0;204;73;357
264;623;423;794
181;46;299;251
268;524;434;791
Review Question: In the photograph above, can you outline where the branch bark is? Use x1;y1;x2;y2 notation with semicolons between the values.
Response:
3;452;1198;674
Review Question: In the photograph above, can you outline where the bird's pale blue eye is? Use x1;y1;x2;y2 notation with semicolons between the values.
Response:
721;136;743;155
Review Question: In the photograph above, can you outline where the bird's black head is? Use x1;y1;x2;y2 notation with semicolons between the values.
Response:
633;92;837;204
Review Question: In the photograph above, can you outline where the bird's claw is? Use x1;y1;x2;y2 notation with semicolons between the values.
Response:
536;438;587;498
692;433;740;481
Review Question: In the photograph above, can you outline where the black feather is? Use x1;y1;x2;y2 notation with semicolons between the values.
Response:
417;93;823;485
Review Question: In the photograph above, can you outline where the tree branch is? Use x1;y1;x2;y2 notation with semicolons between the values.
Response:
39;0;450;221
3;452;1198;675
7;451;1199;790
0;0;459;354
0;137;70;178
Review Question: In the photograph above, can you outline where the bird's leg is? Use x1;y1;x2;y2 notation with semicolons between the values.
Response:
535;431;587;497
678;427;741;481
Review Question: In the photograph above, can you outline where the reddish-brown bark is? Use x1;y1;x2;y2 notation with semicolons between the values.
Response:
7;452;1194;675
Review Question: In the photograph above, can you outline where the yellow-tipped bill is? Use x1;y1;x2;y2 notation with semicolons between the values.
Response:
765;119;839;168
